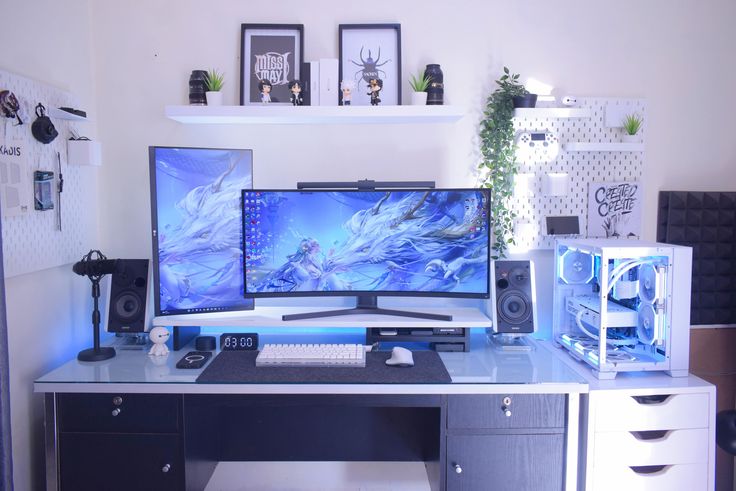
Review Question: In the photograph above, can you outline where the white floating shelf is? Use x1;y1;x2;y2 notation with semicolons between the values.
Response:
48;107;88;121
514;107;591;119
563;142;644;152
165;104;465;125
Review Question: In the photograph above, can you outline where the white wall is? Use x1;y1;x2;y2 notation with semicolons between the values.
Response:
88;0;736;332
89;0;736;262
0;0;99;489
2;0;735;487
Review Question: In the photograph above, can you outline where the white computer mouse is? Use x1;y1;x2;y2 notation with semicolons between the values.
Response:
385;346;414;367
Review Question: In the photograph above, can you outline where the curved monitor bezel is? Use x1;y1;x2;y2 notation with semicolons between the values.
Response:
242;188;491;300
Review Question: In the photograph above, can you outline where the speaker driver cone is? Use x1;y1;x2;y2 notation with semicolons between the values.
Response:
113;291;142;320
498;291;531;324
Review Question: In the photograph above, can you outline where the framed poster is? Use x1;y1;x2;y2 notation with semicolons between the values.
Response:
339;24;401;106
588;181;642;238
240;24;304;105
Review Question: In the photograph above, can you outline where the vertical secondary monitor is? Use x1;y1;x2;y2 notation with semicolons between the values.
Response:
149;146;254;315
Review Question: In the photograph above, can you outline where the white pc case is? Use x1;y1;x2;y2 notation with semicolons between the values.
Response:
553;239;692;379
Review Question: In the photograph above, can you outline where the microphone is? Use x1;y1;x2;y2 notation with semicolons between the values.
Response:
72;258;120;277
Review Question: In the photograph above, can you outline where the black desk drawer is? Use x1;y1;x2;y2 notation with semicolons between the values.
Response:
59;433;183;491
448;394;565;430
447;434;564;491
58;393;181;433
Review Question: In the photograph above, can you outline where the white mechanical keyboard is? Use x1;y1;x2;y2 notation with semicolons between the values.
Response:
256;343;367;368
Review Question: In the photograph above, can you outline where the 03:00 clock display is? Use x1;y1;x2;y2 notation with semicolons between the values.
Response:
220;333;259;351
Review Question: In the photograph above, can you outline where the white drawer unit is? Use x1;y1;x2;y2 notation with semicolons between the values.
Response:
580;377;715;490
593;392;710;432
593;428;709;466
592;462;708;491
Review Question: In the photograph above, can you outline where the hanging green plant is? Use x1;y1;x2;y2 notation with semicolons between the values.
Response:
478;67;528;259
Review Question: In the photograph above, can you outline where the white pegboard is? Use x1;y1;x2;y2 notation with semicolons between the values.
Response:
510;97;645;250
0;69;96;277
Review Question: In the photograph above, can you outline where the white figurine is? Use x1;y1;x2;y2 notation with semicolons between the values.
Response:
148;326;170;356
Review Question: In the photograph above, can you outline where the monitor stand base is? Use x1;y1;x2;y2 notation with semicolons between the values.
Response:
282;295;453;322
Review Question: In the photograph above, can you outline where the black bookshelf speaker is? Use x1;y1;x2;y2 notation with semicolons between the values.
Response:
106;259;151;333
491;260;537;334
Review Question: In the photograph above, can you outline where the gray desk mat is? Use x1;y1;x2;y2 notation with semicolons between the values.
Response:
196;350;452;384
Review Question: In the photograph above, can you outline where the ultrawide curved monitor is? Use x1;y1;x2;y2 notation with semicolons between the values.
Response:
149;146;254;316
243;188;490;299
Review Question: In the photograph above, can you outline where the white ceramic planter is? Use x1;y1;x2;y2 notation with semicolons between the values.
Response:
206;91;223;106
411;91;428;106
622;133;640;143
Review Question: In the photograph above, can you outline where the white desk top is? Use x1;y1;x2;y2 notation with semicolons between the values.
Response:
34;333;588;395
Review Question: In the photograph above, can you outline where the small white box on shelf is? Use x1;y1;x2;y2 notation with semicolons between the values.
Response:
67;139;101;166
319;58;339;106
308;60;320;106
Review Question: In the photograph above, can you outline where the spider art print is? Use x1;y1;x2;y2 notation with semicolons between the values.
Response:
350;47;390;84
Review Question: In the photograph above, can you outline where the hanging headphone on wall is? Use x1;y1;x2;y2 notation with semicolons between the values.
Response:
31;103;58;144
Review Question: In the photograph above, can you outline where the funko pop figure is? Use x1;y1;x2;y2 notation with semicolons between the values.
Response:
367;78;383;106
341;80;355;106
288;80;304;106
258;79;272;103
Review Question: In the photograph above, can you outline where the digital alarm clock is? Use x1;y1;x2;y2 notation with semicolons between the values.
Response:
220;333;259;351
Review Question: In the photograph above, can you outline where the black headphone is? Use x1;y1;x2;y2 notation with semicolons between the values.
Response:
31;103;58;144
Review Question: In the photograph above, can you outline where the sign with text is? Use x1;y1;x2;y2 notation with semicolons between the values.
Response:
587;181;642;238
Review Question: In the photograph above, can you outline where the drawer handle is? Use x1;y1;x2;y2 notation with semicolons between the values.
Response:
453;463;462;474
162;464;171;473
501;405;512;417
111;408;121;417
630;430;670;441
631;395;671;405
630;465;671;476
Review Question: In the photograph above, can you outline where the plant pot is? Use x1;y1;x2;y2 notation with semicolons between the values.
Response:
206;91;223;106
622;133;640;143
411;91;428;106
512;93;538;108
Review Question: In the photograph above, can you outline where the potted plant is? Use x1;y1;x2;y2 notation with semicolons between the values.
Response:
408;72;430;105
479;67;527;258
503;72;536;108
205;69;225;106
621;113;643;143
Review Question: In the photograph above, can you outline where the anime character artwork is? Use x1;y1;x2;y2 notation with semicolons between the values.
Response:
244;190;489;296
153;148;253;314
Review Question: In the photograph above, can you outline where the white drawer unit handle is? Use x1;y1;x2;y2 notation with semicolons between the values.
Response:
630;464;671;476
162;464;171;473
111;408;121;417
631;394;671;405
453;463;463;474
630;430;670;441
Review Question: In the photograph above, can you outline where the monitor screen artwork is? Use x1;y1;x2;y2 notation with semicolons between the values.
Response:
149;146;254;315
243;189;490;298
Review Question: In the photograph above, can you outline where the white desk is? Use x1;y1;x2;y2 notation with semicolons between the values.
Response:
35;334;585;491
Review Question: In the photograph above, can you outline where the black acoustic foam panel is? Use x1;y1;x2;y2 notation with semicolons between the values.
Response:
657;191;736;325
